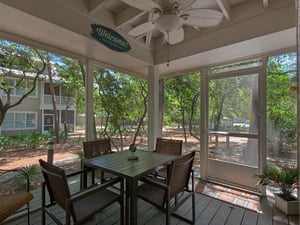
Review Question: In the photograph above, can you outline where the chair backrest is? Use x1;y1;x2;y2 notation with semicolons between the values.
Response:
167;151;195;199
39;159;71;210
83;138;112;159
155;138;183;156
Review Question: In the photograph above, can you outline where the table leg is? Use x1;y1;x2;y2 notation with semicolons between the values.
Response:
130;179;138;225
126;179;130;225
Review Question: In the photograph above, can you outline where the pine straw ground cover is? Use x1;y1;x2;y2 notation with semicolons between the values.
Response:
0;143;82;194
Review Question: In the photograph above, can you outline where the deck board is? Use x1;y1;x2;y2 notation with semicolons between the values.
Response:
196;198;222;225
257;196;273;225
209;202;233;225
224;206;245;225
2;178;297;225
241;210;259;225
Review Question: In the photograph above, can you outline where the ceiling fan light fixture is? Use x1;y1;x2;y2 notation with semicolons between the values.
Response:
156;14;182;32
124;0;224;45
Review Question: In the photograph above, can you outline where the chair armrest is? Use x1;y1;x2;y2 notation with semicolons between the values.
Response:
140;177;168;190
65;167;87;178
191;167;195;177
189;168;195;192
70;177;123;202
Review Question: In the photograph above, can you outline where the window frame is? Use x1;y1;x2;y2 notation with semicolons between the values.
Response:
2;111;38;130
1;77;38;98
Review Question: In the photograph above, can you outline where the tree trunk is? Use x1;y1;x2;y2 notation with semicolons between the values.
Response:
133;81;148;145
46;55;60;144
189;92;200;141
181;107;187;143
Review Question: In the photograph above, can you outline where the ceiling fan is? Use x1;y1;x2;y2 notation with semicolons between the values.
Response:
122;0;224;45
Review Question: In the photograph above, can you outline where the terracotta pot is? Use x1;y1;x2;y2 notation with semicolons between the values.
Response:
275;194;299;215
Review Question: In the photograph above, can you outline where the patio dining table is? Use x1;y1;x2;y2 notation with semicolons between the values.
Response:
82;149;177;225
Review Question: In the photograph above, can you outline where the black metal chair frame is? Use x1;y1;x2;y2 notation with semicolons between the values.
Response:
83;138;114;186
138;151;196;225
39;159;124;225
153;138;183;180
0;168;33;225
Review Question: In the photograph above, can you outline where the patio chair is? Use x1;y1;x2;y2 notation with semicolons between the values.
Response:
137;151;196;225
155;138;183;155
39;159;124;225
153;138;183;179
0;169;33;225
83;138;114;185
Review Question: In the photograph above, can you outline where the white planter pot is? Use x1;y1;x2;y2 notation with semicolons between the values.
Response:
275;194;299;215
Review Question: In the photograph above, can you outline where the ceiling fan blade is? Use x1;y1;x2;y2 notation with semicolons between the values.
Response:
167;27;184;45
121;0;162;12
128;21;154;36
182;9;223;27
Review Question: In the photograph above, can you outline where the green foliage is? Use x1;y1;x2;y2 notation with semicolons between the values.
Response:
45;129;57;140
257;164;298;201
267;53;297;151
13;165;39;191
0;40;47;126
8;133;47;148
55;57;85;114
24;132;47;147
208;75;254;131
93;68;148;145
164;72;200;127
0;135;10;151
266;71;296;149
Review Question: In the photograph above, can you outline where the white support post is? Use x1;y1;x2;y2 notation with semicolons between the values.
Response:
148;65;160;151
85;59;94;141
200;67;208;180
297;0;300;199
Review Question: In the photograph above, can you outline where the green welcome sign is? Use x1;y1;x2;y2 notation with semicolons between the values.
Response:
91;24;131;52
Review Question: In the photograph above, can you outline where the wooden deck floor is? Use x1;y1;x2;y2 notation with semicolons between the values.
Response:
3;178;298;225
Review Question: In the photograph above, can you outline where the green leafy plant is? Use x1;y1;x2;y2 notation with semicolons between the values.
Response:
0;135;10;151
13;165;39;191
256;164;298;201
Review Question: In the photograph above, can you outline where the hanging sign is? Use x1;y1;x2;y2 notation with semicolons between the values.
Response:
90;24;131;52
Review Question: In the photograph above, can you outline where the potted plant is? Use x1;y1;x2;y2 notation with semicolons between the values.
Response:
256;164;299;215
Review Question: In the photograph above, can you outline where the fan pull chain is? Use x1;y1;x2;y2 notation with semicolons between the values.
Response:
167;43;170;67
167;32;170;67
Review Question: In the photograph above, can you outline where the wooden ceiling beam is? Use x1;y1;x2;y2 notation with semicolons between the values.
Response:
86;0;109;15
115;7;146;28
216;0;231;21
263;0;269;8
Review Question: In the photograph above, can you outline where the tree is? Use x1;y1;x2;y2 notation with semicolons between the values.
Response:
189;91;201;141
94;67;148;150
56;57;86;141
45;53;60;143
129;79;148;145
266;53;297;153
208;76;252;132
209;75;257;164
0;40;46;126
164;73;200;142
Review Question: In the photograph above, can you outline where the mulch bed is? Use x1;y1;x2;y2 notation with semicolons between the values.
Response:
0;143;82;195
0;161;81;195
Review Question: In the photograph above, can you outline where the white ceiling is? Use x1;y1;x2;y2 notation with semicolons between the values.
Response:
0;0;296;78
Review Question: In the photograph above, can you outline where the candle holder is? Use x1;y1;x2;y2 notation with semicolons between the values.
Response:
128;144;138;160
